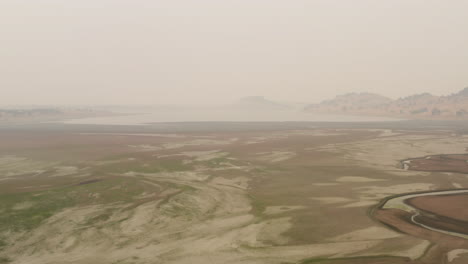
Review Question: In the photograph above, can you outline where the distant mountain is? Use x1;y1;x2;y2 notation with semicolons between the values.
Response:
304;88;468;119
234;96;290;110
305;93;392;113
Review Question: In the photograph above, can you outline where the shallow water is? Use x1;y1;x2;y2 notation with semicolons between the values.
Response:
62;107;402;125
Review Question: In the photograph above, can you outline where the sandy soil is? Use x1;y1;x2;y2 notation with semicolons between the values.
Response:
335;176;385;182
316;131;468;175
448;249;468;262
256;151;297;162
329;226;402;241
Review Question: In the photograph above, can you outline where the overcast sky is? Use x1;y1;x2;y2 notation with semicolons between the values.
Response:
1;0;467;105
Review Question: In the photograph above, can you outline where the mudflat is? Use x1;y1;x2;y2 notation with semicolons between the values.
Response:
0;122;467;264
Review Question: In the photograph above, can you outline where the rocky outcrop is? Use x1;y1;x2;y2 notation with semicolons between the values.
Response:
305;88;468;119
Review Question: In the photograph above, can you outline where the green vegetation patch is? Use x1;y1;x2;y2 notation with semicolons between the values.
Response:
0;177;150;232
0;257;11;264
0;191;74;232
0;239;7;249
249;195;266;217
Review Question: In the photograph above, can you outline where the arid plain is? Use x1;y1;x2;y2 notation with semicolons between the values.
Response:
1;122;468;264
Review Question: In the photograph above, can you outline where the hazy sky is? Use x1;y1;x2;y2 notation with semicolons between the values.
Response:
1;0;468;105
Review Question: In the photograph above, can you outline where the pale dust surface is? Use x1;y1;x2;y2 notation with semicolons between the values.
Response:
317;132;468;175
339;200;377;208
368;239;431;260
448;249;468;262
336;176;386;183
310;197;353;204
256;151;297;162
357;183;435;200
180;150;229;161
313;182;339;186
12;201;35;211
330;226;401;242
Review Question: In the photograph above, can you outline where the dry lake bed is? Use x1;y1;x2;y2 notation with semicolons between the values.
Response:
1;121;468;264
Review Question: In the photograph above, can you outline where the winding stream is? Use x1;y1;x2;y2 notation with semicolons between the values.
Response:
381;189;468;239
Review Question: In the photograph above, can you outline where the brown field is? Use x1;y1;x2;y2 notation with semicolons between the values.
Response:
404;154;468;174
410;194;468;222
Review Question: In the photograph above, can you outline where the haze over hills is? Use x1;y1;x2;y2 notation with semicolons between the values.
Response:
305;87;468;119
0;107;110;124
5;89;468;124
233;96;291;110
